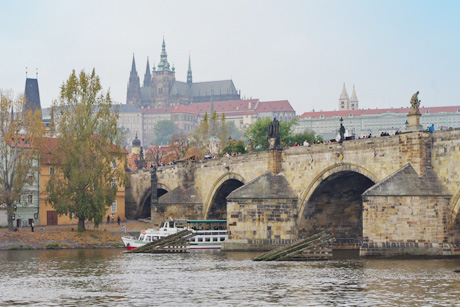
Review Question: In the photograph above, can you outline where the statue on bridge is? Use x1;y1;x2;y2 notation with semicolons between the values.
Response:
410;91;421;114
339;118;345;143
268;117;281;150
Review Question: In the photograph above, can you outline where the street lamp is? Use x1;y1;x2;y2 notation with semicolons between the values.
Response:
228;136;232;155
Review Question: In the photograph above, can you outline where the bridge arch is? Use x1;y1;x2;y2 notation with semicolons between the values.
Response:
138;182;170;219
203;172;246;220
298;163;379;241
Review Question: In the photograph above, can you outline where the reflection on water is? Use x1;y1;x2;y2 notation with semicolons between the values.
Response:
0;249;459;306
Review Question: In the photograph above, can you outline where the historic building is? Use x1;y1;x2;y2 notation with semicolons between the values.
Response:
117;98;295;147
296;105;460;140
339;83;359;111
127;39;240;109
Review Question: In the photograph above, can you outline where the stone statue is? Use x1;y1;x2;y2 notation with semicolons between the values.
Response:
410;91;421;113
339;121;345;143
268;117;281;149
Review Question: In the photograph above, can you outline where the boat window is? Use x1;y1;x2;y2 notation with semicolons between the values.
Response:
169;221;174;228
139;236;144;241
198;237;203;242
213;237;218;242
160;222;164;228
220;237;226;241
147;236;151;242
205;238;211;242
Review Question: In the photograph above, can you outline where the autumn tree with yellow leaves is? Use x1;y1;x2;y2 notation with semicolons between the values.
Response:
0;90;45;231
46;69;125;231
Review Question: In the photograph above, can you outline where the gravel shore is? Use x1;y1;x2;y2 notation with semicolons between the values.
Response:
0;221;150;250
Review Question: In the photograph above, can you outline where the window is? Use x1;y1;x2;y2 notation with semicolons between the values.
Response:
111;200;117;213
426;110;430;114
349;113;353;117
28;195;33;204
111;178;117;188
111;159;117;169
50;167;54;175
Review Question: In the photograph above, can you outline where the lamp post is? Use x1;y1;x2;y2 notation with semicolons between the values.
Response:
228;136;232;155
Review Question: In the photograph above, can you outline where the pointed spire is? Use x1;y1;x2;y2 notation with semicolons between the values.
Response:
158;37;170;71
127;54;141;105
187;54;193;84
349;85;359;110
339;82;349;100
131;53;137;73
350;85;358;101
143;57;152;87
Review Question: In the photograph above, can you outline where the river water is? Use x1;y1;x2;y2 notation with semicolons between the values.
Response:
0;249;459;306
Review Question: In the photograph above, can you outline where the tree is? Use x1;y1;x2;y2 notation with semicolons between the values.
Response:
192;111;231;155
46;69;125;231
244;118;298;150
291;131;323;145
0;90;45;231
152;120;177;145
168;133;190;160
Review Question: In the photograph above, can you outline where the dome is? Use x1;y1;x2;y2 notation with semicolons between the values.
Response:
132;134;141;147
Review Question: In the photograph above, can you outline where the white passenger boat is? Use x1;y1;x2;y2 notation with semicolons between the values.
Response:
122;219;186;250
122;219;227;251
187;220;227;250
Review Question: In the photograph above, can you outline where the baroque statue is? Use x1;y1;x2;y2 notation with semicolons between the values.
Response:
410;91;421;113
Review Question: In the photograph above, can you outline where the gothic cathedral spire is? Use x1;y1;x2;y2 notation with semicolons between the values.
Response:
187;54;193;84
157;37;170;71
127;54;141;106
144;57;152;87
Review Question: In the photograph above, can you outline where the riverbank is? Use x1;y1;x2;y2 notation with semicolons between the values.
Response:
0;221;150;250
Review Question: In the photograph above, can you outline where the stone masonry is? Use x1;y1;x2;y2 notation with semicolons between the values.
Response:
127;129;460;257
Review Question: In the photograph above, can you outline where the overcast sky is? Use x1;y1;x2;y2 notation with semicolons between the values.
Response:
1;0;459;115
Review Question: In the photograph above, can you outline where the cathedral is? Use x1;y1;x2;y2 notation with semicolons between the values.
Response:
126;39;241;108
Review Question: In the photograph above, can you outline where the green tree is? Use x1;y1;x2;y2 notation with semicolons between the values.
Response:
0;90;45;231
192;112;230;154
153;120;177;145
291;131;323;145
244;118;298;150
222;139;247;155
46;69;125;231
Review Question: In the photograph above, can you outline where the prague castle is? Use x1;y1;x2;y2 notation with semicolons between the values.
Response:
127;38;240;108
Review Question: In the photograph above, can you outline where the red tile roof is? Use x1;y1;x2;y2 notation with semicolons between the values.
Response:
138;98;294;117
298;106;460;119
255;100;295;112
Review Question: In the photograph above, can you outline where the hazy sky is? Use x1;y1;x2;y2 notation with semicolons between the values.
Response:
1;0;459;114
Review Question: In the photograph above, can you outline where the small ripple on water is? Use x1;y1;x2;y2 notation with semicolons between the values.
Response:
1;250;460;306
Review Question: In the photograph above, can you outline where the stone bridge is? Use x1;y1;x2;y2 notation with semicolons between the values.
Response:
127;130;460;257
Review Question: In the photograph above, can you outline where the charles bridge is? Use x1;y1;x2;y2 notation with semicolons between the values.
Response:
126;129;460;257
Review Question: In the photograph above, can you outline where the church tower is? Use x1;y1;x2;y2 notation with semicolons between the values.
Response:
151;38;176;108
24;77;42;119
143;57;152;87
349;85;359;110
187;55;193;84
127;54;141;106
339;83;350;110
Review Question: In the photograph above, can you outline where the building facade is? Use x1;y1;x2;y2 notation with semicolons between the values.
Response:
339;83;359;111
118;99;296;147
127;39;241;109
296;106;460;140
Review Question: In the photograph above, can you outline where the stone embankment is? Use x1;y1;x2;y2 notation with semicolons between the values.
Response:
0;221;148;250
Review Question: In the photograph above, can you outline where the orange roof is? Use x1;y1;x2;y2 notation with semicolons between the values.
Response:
256;100;295;112
299;106;460;119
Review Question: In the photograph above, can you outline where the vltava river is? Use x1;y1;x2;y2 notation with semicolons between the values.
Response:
0;249;459;306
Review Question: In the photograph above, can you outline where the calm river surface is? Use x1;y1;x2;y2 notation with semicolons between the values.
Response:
0;249;459;306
